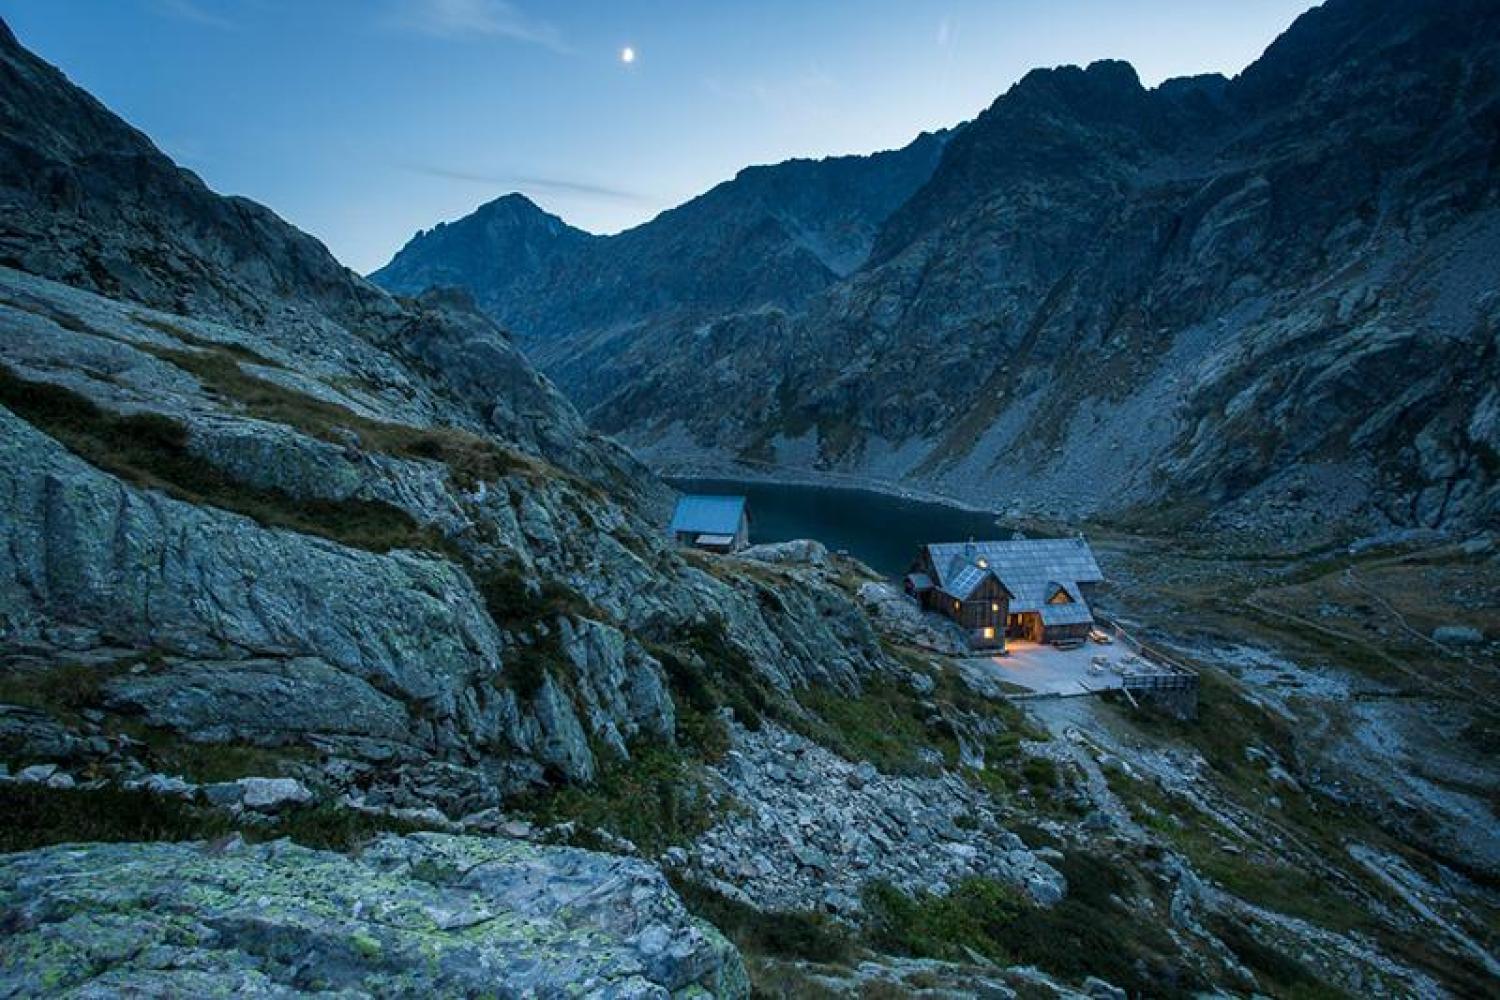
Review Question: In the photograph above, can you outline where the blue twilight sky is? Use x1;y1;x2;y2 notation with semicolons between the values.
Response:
0;0;1320;273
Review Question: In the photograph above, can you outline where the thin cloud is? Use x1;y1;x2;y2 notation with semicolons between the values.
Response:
151;0;237;30
383;0;570;53
401;162;653;205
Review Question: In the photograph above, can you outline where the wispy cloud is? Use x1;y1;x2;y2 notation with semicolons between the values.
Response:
151;0;238;30
400;162;651;205
382;0;570;53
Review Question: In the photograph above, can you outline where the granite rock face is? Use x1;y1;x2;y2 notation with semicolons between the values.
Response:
375;0;1500;542
0;833;748;998
0;20;890;810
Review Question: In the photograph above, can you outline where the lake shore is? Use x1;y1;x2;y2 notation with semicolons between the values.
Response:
659;471;1020;576
655;457;1007;518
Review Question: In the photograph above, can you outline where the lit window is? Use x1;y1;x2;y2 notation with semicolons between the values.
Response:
991;603;999;612
982;627;995;639
953;600;960;611
977;558;988;568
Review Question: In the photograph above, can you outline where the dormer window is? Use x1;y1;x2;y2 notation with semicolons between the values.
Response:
976;558;988;568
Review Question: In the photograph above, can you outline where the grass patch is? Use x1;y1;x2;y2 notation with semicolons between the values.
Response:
798;680;956;777
1124;667;1295;791
0;783;435;854
0;659;140;728
0;365;444;554
474;569;606;700
652;617;783;740
1206;914;1352;999
668;874;857;966
1105;765;1371;932
516;742;716;856
861;853;1203;998
136;738;313;786
143;343;528;489
132;314;285;368
0;781;235;851
475;568;598;630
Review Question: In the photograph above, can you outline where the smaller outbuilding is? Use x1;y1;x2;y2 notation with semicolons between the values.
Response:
668;494;750;553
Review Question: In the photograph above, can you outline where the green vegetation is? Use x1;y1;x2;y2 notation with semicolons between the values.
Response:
654;617;781;739
1122;667;1295;793
0;365;444;554
1019;755;1059;790
798;680;956;777
0;659;139;728
861;853;1202;998
1105;764;1370;932
516;743;716;856
798;647;1052;798
0;783;435;854
473;569;607;700
475;568;598;630
135;738;313;787
1205;915;1352;1000
132;313;287;367
668;874;856;965
0;781;235;851
142;342;529;489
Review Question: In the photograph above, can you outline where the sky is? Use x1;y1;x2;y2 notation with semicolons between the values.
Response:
0;0;1321;273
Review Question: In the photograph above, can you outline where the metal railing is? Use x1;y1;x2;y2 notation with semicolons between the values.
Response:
1098;618;1199;692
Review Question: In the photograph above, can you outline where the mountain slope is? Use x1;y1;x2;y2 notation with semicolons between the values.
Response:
379;0;1500;543
5;13;1500;999
368;193;592;330
0;14;892;813
370;130;950;403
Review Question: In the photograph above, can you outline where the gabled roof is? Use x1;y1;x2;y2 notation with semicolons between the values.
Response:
924;537;1103;614
669;495;747;536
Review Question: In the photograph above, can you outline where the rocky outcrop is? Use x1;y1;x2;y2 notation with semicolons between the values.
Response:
0;833;748;998
688;723;1065;915
0;19;896;811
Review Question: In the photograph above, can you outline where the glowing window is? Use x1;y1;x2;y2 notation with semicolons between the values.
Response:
981;627;995;639
990;603;999;612
977;558;988;568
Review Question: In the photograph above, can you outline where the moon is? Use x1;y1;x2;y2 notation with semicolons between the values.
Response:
620;46;636;65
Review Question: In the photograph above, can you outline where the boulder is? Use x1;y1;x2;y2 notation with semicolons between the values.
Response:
14;763;57;784
0;833;749;998
738;539;829;567
1083;976;1128;1000
235;776;314;812
1432;625;1484;646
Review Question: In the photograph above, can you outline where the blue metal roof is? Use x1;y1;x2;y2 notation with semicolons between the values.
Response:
669;494;747;536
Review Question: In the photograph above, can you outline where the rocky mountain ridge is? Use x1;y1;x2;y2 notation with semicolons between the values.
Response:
371;130;951;404
3;8;1497;998
0;12;895;818
375;0;1500;542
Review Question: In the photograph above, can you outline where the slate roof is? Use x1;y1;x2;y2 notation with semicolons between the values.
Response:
1040;603;1095;626
669;495;747;536
925;538;1103;617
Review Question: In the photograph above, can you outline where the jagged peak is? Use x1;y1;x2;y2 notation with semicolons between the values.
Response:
475;191;549;217
1005;59;1145;104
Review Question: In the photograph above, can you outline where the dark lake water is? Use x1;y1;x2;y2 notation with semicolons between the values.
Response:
667;477;1007;577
